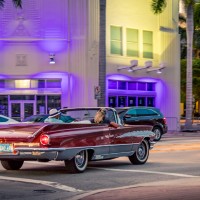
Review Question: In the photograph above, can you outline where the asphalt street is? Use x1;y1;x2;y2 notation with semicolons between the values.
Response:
0;131;200;200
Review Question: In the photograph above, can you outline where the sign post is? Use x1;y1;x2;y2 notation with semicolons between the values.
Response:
94;86;101;99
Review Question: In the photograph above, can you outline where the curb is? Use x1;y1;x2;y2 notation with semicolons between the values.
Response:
69;177;200;200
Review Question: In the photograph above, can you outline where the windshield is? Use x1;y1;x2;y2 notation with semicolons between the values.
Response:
60;108;118;123
61;109;98;121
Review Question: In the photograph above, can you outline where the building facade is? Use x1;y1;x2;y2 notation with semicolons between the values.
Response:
0;0;180;131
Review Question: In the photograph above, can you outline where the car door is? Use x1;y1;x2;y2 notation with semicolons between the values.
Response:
123;108;155;126
135;108;154;126
109;126;134;156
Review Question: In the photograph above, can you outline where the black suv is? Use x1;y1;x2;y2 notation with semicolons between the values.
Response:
116;107;168;141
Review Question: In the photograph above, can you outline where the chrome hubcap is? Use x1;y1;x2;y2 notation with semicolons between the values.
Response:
75;151;85;167
154;129;161;139
137;144;145;159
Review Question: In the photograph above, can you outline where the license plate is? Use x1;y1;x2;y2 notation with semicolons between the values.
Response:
0;144;13;153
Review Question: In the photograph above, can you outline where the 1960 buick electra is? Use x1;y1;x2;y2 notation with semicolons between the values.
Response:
0;108;156;173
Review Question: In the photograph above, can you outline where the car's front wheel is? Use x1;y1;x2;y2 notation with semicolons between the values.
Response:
129;139;149;165
153;126;162;141
1;160;24;170
65;150;88;173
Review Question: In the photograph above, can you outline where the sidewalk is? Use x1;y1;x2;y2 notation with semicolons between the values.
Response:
180;124;200;132
164;130;200;138
71;178;200;200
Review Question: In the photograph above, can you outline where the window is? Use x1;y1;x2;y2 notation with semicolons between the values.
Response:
143;30;153;58
137;109;157;116
147;97;155;107
146;109;158;116
110;26;153;58
109;97;116;107
107;79;157;107
128;82;137;90
47;95;61;111
0;95;8;116
128;97;136;106
118;96;126;107
10;95;35;100
135;109;149;116
37;95;46;114
118;81;126;90
126;109;137;116
110;26;122;55
38;80;45;88
138;97;146;106
126;28;139;57
108;80;117;89
138;82;146;91
15;80;30;88
46;79;61;88
147;82;155;91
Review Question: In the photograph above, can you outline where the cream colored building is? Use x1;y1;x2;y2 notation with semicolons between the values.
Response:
0;0;180;131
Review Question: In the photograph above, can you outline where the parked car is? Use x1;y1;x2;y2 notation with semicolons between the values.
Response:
22;114;49;123
116;107;168;141
0;107;155;173
0;115;19;124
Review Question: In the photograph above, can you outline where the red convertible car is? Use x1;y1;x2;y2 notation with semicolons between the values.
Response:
0;108;155;173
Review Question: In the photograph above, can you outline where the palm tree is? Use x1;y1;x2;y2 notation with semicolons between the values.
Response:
0;0;22;8
151;0;197;129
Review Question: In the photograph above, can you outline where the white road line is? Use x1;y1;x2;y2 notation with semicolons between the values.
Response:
89;167;199;178
0;176;83;192
26;161;199;178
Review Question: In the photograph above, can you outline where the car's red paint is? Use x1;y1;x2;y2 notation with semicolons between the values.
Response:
0;108;156;173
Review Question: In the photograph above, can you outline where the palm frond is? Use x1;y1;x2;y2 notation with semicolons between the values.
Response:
12;0;22;8
0;0;5;9
194;3;200;28
0;0;22;9
151;0;166;14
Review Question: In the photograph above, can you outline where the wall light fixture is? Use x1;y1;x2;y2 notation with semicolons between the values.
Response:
146;62;166;73
49;53;55;64
117;60;138;72
117;60;153;72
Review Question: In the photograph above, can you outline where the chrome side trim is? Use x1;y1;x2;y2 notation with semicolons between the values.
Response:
0;141;154;161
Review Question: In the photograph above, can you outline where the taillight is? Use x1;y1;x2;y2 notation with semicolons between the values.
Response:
40;134;50;145
163;117;167;124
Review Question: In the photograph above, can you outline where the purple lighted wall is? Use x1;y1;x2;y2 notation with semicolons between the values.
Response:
106;74;166;108
138;82;146;90
128;82;137;90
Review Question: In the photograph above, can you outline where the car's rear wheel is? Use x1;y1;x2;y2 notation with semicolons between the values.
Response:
153;126;162;141
65;150;88;173
1;160;24;170
129;139;149;165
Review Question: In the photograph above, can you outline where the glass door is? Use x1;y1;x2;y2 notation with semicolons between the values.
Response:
9;101;36;121
24;102;34;119
10;102;21;121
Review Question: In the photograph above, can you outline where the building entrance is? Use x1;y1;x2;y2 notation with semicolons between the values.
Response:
0;94;61;121
9;100;36;122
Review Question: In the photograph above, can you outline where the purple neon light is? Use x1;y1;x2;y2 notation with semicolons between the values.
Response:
106;74;166;107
